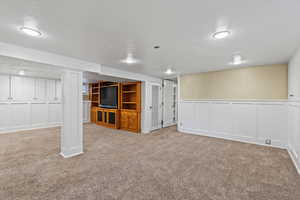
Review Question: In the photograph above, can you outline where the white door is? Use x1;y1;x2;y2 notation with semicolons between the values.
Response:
163;80;176;127
151;85;162;131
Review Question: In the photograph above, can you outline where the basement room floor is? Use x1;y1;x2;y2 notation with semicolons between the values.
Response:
0;124;299;200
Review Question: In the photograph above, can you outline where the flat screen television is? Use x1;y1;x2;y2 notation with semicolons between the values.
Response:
100;86;118;109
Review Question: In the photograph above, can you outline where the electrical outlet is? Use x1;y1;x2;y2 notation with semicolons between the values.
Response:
265;139;271;145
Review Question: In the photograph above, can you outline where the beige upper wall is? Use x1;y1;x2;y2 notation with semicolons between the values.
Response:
180;64;288;100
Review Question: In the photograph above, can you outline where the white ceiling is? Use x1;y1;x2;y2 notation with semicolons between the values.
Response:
0;0;299;78
0;55;62;79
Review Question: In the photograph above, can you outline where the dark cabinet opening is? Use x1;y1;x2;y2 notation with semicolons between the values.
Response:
108;112;115;124
97;111;102;122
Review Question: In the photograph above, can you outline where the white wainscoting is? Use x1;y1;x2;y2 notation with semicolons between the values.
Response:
178;100;288;149
0;100;91;134
0;101;62;134
179;99;300;174
287;101;300;174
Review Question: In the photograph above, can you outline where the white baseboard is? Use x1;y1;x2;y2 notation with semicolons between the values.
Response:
178;127;300;175
287;148;300;175
178;127;286;149
163;122;177;128
60;146;83;158
0;122;92;135
0;123;62;135
60;151;83;158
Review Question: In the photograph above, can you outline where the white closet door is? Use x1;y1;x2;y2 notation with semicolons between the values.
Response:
47;79;56;101
0;75;10;101
163;80;176;127
35;78;47;100
11;76;35;101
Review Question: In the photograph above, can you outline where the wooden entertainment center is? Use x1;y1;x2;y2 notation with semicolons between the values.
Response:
89;81;141;133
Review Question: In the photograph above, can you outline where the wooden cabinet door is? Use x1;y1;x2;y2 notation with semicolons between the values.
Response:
128;112;138;131
91;108;97;123
120;111;128;129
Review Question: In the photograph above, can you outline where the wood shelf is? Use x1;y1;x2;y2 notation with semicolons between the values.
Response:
123;91;136;93
89;82;100;106
100;84;118;88
122;82;137;86
122;102;136;104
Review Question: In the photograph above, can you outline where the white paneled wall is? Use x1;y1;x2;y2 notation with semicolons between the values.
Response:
0;74;91;134
287;101;300;173
0;74;10;101
179;100;288;148
179;100;300;173
0;102;61;133
0;74;62;133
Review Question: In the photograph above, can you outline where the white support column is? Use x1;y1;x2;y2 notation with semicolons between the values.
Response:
60;70;83;158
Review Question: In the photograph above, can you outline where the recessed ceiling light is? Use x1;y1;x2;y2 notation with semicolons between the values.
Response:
20;27;42;37
165;68;173;75
232;54;243;65
154;46;160;49
19;70;25;76
212;30;230;39
121;53;140;64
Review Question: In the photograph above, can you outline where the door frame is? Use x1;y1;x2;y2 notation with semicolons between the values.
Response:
162;79;177;128
150;82;163;131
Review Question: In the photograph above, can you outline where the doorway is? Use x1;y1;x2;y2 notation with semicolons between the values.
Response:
151;84;162;131
162;79;177;128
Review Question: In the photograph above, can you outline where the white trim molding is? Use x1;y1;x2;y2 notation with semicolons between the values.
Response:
288;149;300;174
60;146;83;158
178;99;300;174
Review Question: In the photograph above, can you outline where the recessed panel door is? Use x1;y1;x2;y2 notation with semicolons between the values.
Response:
121;111;128;129
128;112;137;130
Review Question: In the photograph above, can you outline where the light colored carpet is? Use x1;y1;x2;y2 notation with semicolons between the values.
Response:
0;123;299;200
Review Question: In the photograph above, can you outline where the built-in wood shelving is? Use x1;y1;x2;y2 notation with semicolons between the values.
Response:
90;80;141;133
120;81;141;132
89;82;100;107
